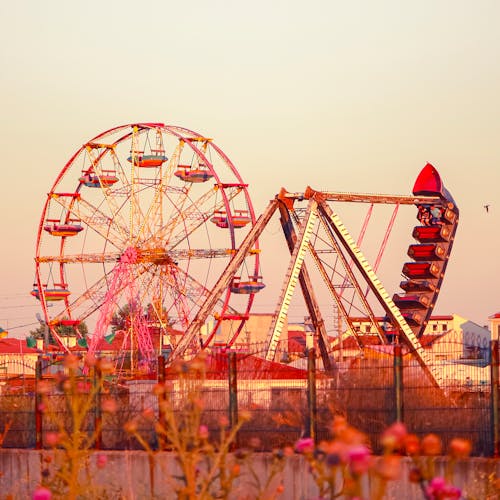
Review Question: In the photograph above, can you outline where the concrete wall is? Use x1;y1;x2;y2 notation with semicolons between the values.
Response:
1;450;499;499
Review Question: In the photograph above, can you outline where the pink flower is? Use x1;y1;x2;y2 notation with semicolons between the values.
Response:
294;437;315;454
198;425;209;440
44;432;60;447
421;433;442;456
218;415;229;428
381;422;407;451
96;454;107;469
449;438;472;458
425;476;461;499
348;444;372;475
32;486;52;500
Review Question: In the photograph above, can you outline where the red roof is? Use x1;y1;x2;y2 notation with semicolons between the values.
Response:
288;329;306;353
92;327;183;352
0;338;39;354
166;352;312;380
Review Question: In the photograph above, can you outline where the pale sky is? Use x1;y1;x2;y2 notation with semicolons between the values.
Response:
0;0;499;337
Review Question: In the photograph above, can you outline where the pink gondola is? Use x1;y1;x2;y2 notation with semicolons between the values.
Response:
79;170;118;188
174;164;214;183
211;210;251;229
43;219;83;237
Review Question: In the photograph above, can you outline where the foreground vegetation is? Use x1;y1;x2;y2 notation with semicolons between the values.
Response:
1;353;499;499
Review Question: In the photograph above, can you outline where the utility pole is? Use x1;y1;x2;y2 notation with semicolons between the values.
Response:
36;313;49;350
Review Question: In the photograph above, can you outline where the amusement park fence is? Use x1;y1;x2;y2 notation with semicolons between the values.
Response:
0;341;498;456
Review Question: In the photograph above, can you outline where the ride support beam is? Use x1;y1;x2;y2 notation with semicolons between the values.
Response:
265;199;318;362
298;188;443;206
277;202;333;371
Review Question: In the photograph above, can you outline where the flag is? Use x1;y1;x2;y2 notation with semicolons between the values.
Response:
0;328;8;338
104;332;116;344
77;338;88;348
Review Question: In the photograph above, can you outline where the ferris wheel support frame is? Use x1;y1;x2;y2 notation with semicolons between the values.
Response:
33;123;261;361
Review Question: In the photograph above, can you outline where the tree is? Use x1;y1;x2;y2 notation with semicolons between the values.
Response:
110;303;132;334
29;318;88;345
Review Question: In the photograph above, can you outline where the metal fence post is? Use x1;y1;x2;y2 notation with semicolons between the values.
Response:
393;344;404;423
93;364;102;450
490;340;499;457
228;351;238;444
306;347;317;441
35;355;43;449
157;355;166;450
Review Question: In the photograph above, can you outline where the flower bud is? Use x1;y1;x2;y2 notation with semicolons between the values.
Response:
449;438;472;458
32;486;52;500
421;434;442;456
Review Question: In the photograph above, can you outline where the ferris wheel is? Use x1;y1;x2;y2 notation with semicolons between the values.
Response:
32;123;263;363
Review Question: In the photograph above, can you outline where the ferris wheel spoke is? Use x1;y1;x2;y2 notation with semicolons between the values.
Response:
84;144;131;238
174;266;240;316
51;194;128;249
49;270;115;324
169;248;232;260
55;259;152;325
153;185;218;246
132;140;185;246
36;251;121;264
165;185;244;251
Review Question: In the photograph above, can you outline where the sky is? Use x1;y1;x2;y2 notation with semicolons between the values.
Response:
0;0;499;338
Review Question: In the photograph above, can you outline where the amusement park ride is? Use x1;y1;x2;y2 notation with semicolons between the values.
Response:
31;123;459;388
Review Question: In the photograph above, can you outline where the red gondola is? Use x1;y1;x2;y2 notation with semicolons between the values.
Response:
43;219;83;237
399;280;436;293
412;225;451;243
407;244;445;261
402;311;424;326
211;210;251;229
393;293;430;310
174;164;213;183
79;170;119;188
402;262;441;280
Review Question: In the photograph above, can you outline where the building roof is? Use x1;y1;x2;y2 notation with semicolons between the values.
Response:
348;315;455;322
331;332;446;352
0;338;39;354
166;352;312;380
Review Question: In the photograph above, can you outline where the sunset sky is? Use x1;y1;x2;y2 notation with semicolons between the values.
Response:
0;0;498;336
